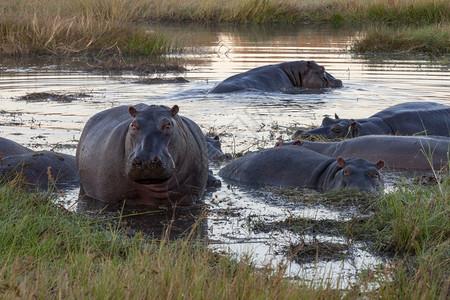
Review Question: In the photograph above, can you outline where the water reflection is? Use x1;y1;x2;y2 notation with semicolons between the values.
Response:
76;194;208;240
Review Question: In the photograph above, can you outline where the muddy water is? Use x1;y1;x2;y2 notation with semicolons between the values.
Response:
1;24;449;287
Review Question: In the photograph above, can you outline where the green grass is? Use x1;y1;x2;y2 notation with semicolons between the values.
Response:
0;179;345;299
353;177;449;299
270;171;449;299
353;23;450;55
1;171;448;298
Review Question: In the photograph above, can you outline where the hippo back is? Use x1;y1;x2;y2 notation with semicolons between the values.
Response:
0;137;33;156
0;151;79;190
210;64;290;93
373;102;450;136
219;146;334;189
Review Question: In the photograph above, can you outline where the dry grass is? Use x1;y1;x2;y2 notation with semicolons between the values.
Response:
1;0;448;58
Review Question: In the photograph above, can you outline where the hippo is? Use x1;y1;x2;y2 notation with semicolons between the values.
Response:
0;150;79;190
294;102;450;139
219;146;384;193
205;135;231;162
76;104;209;206
0;137;33;157
210;61;342;93
276;135;449;172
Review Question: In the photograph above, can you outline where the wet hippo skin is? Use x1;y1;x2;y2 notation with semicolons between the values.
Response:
76;104;209;206
276;135;450;172
0;137;34;156
294;102;450;139
210;60;342;93
219;146;384;193
0;149;79;190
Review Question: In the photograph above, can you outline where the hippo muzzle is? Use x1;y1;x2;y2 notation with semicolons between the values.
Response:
324;72;342;88
126;154;175;184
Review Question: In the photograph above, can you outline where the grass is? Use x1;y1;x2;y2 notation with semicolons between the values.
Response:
272;173;449;299
353;23;450;55
1;167;449;298
1;0;448;61
0;179;344;299
0;0;184;65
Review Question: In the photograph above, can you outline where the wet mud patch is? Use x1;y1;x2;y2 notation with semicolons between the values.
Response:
268;187;378;212
134;77;189;84
16;92;91;103
76;197;207;240
251;217;350;236
0;56;187;76
286;240;350;263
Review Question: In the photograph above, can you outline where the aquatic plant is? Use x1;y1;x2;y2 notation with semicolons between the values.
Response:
353;23;450;55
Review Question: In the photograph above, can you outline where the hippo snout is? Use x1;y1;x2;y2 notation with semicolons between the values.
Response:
324;73;342;88
126;154;175;185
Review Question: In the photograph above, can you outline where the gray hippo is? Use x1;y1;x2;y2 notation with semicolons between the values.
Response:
0;137;33;157
205;135;231;162
76;104;209;206
219;146;384;193
276;135;449;171
0;150;79;190
294;102;450;139
210;61;342;93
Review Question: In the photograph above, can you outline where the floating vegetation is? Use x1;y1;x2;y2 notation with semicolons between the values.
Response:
16;92;91;103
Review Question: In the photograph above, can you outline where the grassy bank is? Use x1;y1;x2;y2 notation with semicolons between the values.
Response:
1;0;448;59
275;172;449;299
1;171;448;298
0;180;341;299
353;23;450;55
355;176;449;298
0;0;183;61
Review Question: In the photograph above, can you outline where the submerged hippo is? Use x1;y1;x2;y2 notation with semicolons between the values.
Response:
219;146;384;193
294;102;450;139
276;135;449;171
76;104;209;206
205;135;231;162
210;61;342;93
0;150;79;190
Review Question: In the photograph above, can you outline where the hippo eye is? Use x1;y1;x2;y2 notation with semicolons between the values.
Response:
331;125;342;133
371;171;379;179
161;120;172;131
343;167;351;177
130;121;139;131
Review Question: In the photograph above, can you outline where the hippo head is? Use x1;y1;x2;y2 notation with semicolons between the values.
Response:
125;105;179;184
330;157;384;193
206;135;232;161
293;115;358;139
302;61;343;88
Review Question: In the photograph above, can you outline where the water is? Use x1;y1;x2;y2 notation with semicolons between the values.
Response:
1;23;448;287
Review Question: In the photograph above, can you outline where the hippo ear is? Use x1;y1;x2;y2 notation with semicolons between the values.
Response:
337;156;345;167
307;61;314;69
350;121;359;137
171;105;179;117
274;141;284;147
129;106;137;118
293;140;302;146
334;113;339;119
376;160;385;170
213;135;220;140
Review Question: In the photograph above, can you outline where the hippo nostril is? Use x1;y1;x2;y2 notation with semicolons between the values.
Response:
152;156;161;163
133;157;142;165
